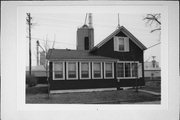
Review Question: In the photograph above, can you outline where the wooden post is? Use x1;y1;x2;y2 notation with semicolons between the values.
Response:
27;13;32;77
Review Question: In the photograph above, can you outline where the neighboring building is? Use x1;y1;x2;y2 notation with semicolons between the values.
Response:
46;16;147;91
26;65;47;84
40;51;46;66
144;59;161;80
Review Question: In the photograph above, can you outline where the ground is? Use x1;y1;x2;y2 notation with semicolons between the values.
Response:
26;85;161;104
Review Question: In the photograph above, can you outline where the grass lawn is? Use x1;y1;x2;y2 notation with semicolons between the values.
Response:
140;86;161;93
26;86;160;104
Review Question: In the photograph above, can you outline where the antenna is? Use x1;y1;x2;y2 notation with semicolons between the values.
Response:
117;13;120;28
53;34;56;49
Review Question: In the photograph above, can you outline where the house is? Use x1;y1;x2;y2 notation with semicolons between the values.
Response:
46;18;147;91
26;65;47;84
144;59;161;80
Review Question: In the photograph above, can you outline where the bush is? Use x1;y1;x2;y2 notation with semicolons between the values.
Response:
26;75;37;87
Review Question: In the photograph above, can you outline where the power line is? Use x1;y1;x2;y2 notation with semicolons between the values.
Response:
146;42;161;50
27;36;76;46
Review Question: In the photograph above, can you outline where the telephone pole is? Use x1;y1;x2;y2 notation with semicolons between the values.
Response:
36;40;40;66
27;13;32;76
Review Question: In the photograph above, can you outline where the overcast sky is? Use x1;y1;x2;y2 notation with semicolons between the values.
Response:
26;13;161;66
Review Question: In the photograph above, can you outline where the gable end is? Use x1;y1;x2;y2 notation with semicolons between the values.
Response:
90;26;147;52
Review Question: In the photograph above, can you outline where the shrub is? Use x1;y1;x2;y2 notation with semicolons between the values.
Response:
26;74;37;87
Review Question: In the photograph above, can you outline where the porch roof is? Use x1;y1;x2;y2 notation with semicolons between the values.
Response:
46;49;118;61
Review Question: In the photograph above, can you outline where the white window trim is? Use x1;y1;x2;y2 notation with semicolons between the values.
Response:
104;62;114;79
53;61;65;80
92;62;103;79
79;62;91;79
117;61;139;79
66;61;78;80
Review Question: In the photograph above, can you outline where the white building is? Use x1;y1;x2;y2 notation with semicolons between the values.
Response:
144;58;161;80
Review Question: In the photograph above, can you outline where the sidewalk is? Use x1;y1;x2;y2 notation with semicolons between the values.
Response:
138;89;161;96
135;101;161;104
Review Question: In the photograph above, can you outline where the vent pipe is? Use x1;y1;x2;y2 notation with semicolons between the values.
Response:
88;13;93;28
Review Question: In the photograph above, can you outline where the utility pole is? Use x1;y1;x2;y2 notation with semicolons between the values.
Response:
27;13;32;76
36;40;40;66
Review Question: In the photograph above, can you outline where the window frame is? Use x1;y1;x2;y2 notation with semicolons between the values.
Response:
118;37;125;51
66;61;78;80
92;62;103;79
114;36;129;52
79;61;91;79
132;62;138;77
116;61;139;79
125;62;131;77
53;61;65;80
104;62;114;79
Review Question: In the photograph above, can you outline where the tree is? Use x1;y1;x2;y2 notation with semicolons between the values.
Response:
143;14;161;33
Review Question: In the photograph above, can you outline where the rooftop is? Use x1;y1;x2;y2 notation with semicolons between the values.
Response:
46;49;118;61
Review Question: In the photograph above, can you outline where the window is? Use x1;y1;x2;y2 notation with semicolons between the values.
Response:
84;37;89;50
80;62;90;79
118;37;125;51
125;63;131;77
92;62;102;79
104;62;114;78
114;37;129;52
53;62;65;80
132;63;138;77
117;63;124;77
66;62;78;79
116;62;139;78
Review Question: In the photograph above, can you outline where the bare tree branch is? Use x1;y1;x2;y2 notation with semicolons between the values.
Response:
150;28;161;33
143;14;161;33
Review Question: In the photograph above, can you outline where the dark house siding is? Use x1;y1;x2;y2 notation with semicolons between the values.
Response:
50;79;117;90
92;31;143;62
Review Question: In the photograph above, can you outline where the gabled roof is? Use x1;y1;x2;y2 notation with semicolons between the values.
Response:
46;49;118;61
90;26;147;52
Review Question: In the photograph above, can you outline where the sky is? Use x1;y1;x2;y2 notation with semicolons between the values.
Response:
26;13;161;66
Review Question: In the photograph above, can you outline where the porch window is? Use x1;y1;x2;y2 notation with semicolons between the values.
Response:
80;62;90;79
104;62;114;78
67;62;78;80
116;62;139;78
53;62;65;80
125;63;131;77
117;63;124;77
132;63;138;77
92;62;102;79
